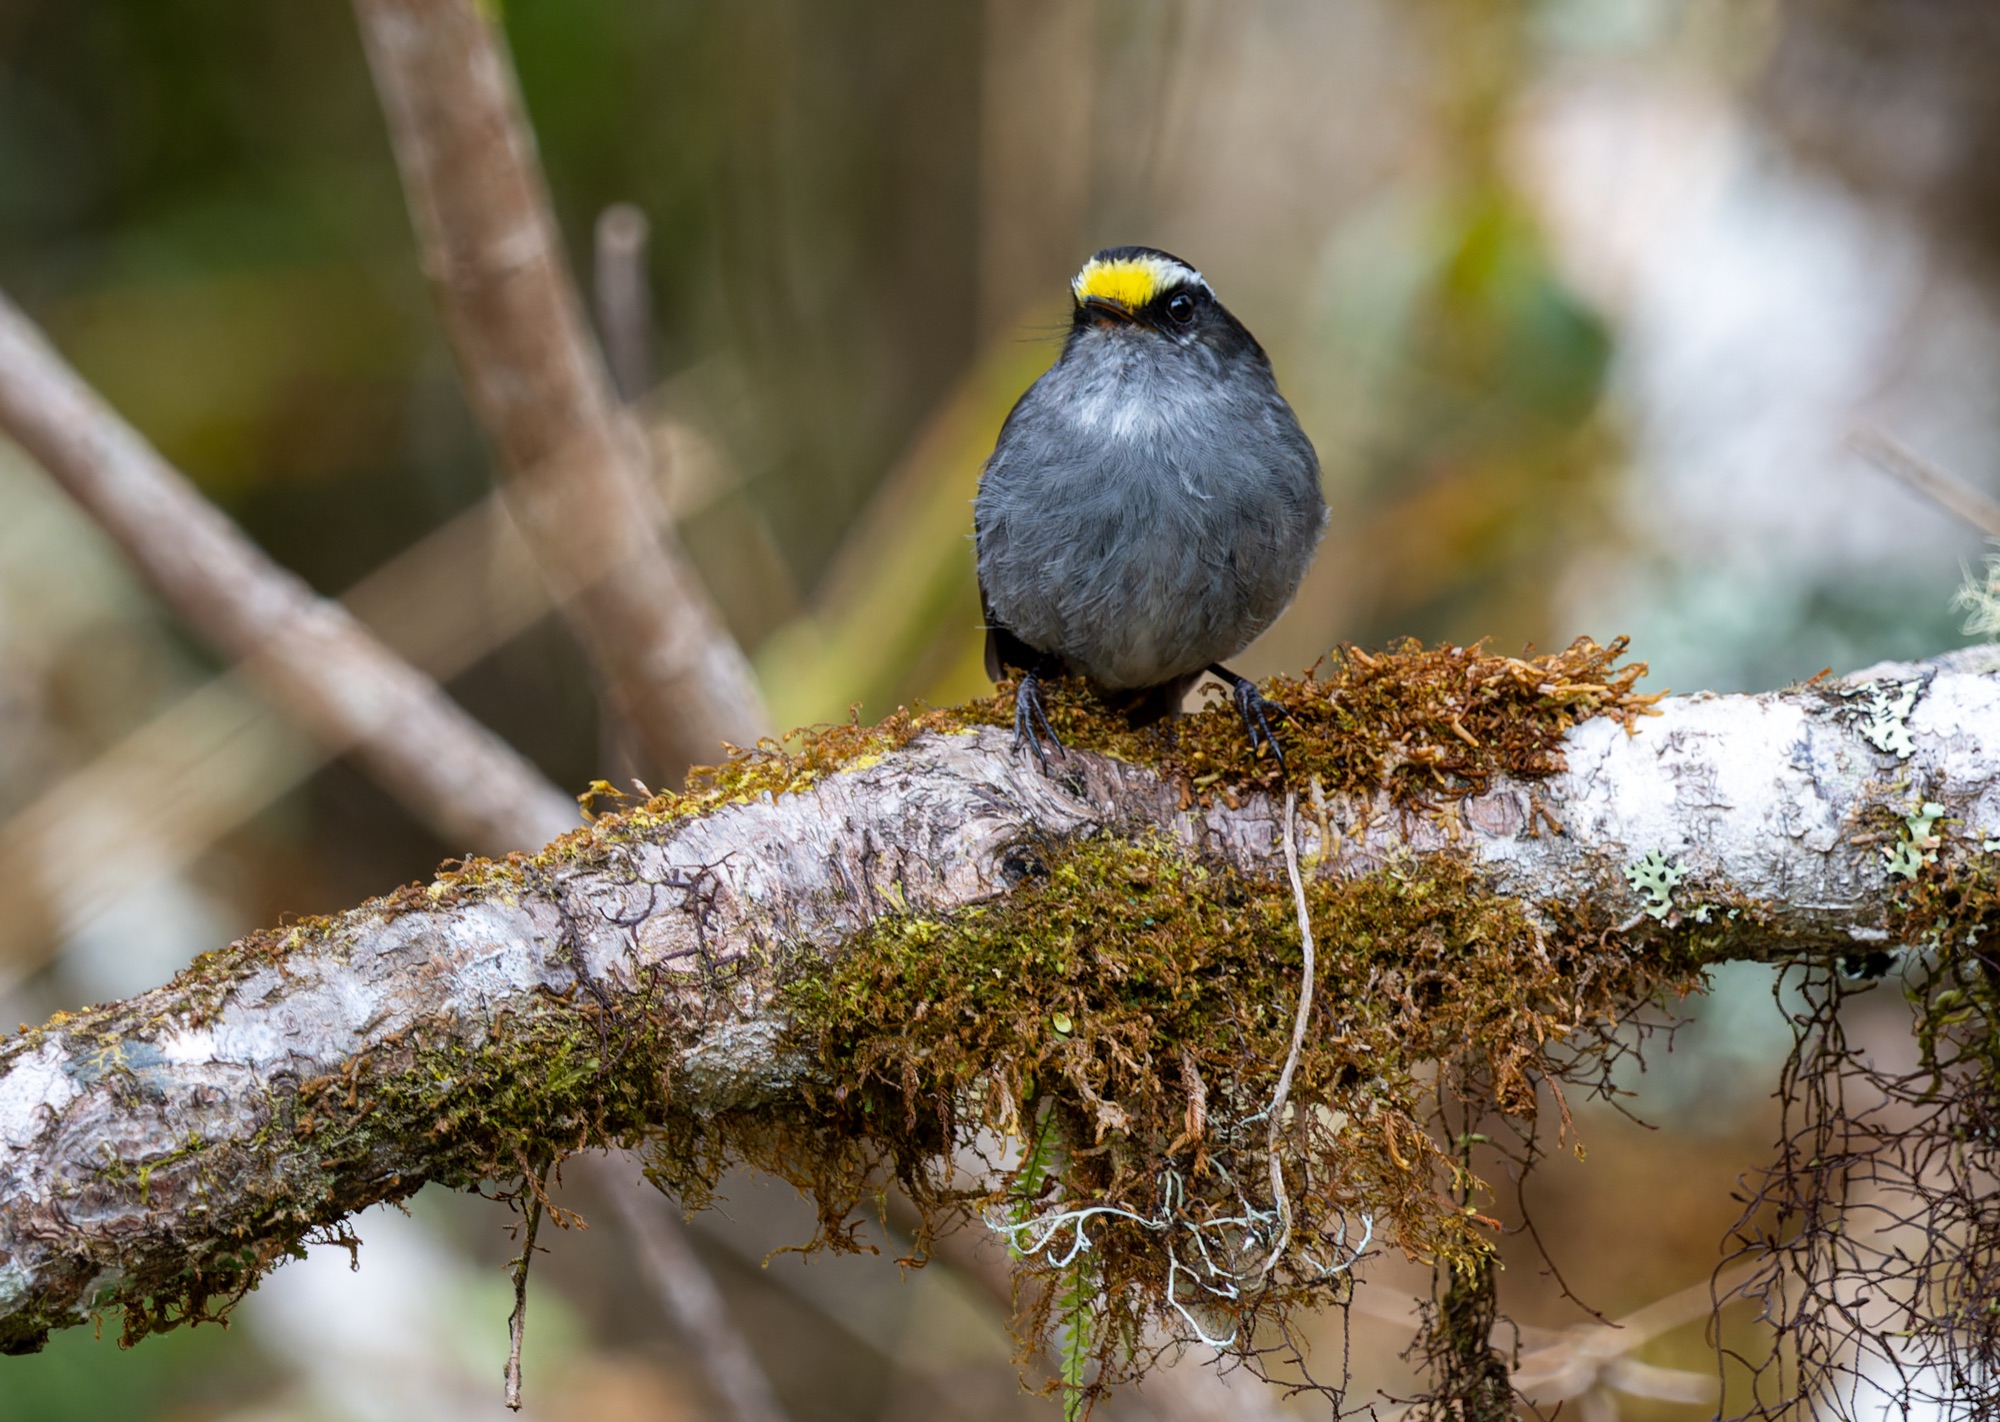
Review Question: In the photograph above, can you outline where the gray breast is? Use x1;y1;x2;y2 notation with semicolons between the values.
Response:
975;343;1325;691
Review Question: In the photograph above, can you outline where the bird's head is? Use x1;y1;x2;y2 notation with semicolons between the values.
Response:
1068;246;1260;360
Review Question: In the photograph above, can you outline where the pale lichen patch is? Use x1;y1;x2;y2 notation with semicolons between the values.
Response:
0;1262;28;1317
0;1041;76;1156
156;1027;216;1067
1625;849;1686;921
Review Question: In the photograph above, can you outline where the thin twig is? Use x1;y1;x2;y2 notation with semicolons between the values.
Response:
504;1161;551;1412
592;201;659;788
0;290;575;854
589;1156;790;1422
594;204;655;404
1263;790;1318;1273
1848;426;2000;538
351;0;770;780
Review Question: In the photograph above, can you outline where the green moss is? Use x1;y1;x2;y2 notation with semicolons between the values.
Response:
1886;833;2000;1087
2;946;688;1352
693;831;1705;1389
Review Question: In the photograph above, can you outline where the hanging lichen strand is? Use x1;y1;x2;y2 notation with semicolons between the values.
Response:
634;637;1697;1410
1726;836;2000;1421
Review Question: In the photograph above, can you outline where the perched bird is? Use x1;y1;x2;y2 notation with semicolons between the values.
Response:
975;246;1326;768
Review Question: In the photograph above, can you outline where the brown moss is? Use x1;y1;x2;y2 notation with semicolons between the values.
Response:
564;636;1658;850
978;634;1659;804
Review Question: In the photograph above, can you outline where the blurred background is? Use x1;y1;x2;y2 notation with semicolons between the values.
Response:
3;0;1998;1417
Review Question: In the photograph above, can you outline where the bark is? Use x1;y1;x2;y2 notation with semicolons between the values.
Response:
2;654;1995;1351
351;0;771;776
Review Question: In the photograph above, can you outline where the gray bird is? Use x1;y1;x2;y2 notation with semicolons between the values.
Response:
975;245;1326;768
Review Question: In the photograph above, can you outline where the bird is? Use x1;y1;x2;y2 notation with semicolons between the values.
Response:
974;245;1326;770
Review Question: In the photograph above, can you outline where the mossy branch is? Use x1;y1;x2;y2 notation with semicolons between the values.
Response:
3;642;1996;1365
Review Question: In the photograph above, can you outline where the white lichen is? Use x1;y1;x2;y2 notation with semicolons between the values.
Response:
1851;681;1922;759
0;1261;27;1317
0;1042;78;1159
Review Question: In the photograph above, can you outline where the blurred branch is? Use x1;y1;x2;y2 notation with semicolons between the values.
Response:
588;1156;791;1422
1361;1262;1764;1419
1848;426;2000;538
0;497;551;982
753;332;1054;729
351;0;770;777
3;656;1993;1351
0;290;782;1414
0;291;573;855
0;348;784;1412
0;344;788;1422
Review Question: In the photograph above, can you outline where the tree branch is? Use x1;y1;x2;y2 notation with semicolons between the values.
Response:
0;292;574;855
2;654;1990;1353
350;0;771;775
0;286;784;1414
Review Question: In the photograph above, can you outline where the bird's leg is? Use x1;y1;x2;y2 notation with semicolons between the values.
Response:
1209;664;1288;772
1013;659;1067;772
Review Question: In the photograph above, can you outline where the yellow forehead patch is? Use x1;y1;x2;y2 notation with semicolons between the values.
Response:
1071;253;1201;311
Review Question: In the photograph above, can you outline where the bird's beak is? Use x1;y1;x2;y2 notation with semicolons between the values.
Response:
1081;294;1136;326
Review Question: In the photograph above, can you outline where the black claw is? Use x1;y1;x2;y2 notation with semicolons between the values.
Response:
1013;667;1067;772
1214;666;1287;773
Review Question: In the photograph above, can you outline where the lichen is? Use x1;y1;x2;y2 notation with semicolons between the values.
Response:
1849;679;1923;759
0;1262;27;1316
1885;801;1948;881
1625;849;1687;920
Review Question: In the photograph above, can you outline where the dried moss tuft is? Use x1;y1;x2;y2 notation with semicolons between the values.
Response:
566;636;1658;845
978;634;1659;803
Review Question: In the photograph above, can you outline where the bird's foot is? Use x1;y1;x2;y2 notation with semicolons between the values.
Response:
1012;668;1067;773
1212;665;1289;773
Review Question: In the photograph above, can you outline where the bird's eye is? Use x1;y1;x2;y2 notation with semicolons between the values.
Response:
1165;292;1197;325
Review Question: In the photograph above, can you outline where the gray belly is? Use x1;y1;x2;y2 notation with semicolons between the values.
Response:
978;431;1324;691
